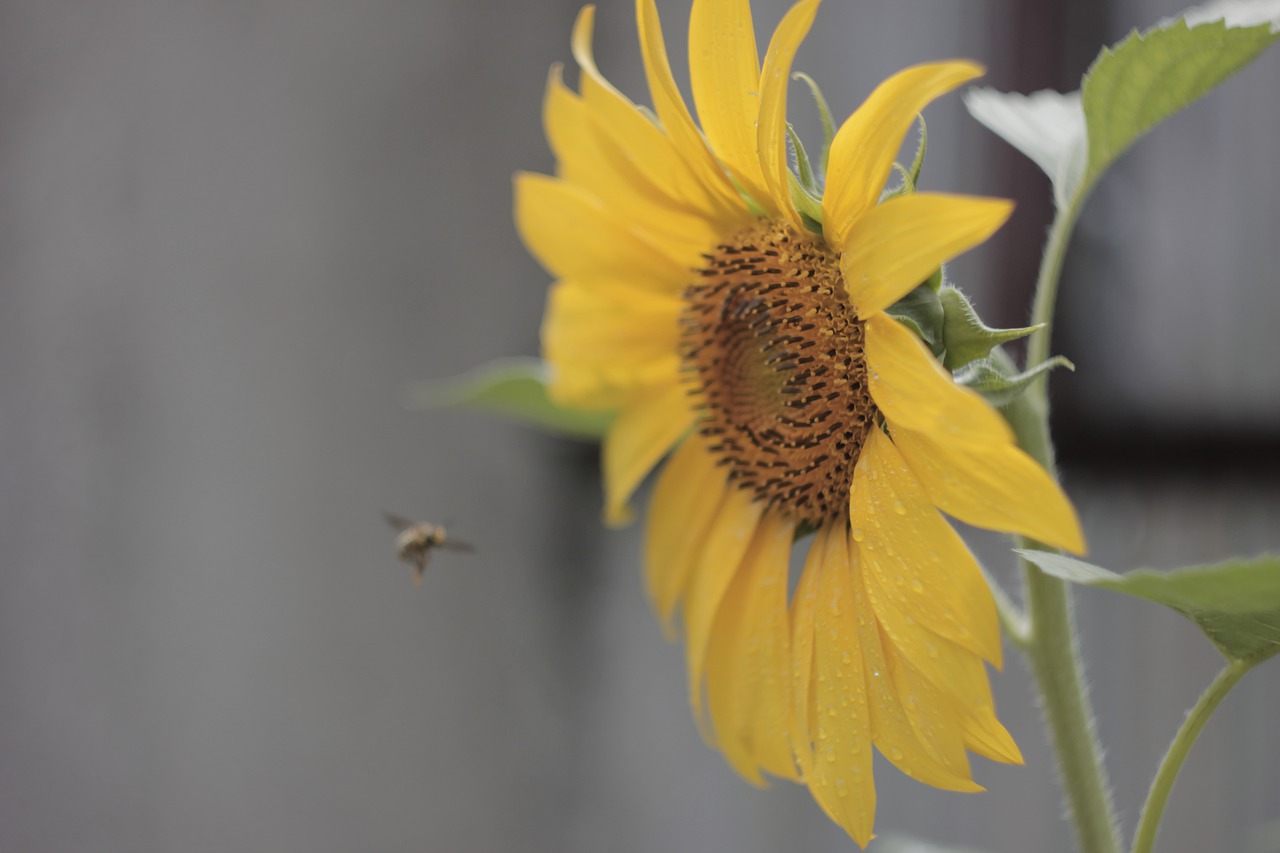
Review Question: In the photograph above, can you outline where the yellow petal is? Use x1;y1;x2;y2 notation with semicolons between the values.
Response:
705;509;798;784
840;193;1013;316
850;543;983;791
688;0;773;212
635;0;749;225
542;278;682;411
892;427;1085;554
880;632;975;778
865;312;1014;441
804;521;876;848
822;62;984;248
849;427;1002;665
543;64;722;265
570;6;736;225
645;435;727;630
603;382;695;527
682;484;764;718
790;523;834;771
871;592;998;715
961;703;1024;765
515;172;692;293
756;0;820;228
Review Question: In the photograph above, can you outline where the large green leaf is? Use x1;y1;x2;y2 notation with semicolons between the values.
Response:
1081;5;1279;189
402;357;614;440
965;0;1279;208
1019;551;1280;664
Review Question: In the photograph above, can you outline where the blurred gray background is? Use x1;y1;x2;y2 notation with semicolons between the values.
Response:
1;1;1277;851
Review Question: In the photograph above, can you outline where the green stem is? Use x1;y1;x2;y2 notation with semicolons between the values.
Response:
1131;661;1249;853
1026;201;1081;378
1011;198;1123;853
1019;546;1123;853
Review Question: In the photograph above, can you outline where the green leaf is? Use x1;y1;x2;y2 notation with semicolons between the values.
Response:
963;87;1086;209
955;354;1074;408
401;357;614;440
964;1;1279;208
939;287;1043;370
1019;551;1280;664
1081;6;1279;189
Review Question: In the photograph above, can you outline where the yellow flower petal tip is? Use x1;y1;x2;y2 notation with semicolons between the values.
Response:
520;0;1059;842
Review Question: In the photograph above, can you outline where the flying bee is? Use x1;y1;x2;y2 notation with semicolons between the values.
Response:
384;512;475;584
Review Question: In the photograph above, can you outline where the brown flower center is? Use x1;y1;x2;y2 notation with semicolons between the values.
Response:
681;221;876;528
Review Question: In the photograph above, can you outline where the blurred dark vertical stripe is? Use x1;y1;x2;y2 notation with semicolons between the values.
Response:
988;0;1072;332
984;0;1114;326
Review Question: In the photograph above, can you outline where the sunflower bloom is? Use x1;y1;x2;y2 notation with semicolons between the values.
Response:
515;0;1085;845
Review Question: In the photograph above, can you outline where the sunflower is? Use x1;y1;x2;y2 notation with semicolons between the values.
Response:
515;0;1085;845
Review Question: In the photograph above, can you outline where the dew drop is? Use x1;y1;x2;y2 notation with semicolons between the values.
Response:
892;500;906;516
889;747;904;761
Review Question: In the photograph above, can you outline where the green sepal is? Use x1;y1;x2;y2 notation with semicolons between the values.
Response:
939;286;1043;370
787;169;825;232
885;283;945;357
401;357;614;441
792;71;836;178
955;353;1074;408
880;163;915;202
881;116;928;201
906;113;927;188
1018;550;1280;665
788;122;819;194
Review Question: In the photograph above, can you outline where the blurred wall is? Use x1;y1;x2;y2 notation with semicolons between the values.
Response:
1;1;1277;852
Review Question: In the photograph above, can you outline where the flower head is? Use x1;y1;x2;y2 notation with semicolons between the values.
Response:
515;0;1085;844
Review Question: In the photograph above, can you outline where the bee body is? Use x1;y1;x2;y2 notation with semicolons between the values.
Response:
384;513;474;584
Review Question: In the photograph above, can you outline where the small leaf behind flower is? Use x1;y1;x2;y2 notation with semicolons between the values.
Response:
1018;551;1280;664
939;287;1042;370
956;354;1074;408
402;357;614;440
885;284;945;356
963;88;1086;209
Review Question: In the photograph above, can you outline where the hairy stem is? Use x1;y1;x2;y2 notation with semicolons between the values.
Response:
1012;201;1123;853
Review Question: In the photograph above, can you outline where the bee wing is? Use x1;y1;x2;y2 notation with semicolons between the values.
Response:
384;511;414;532
438;538;476;553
